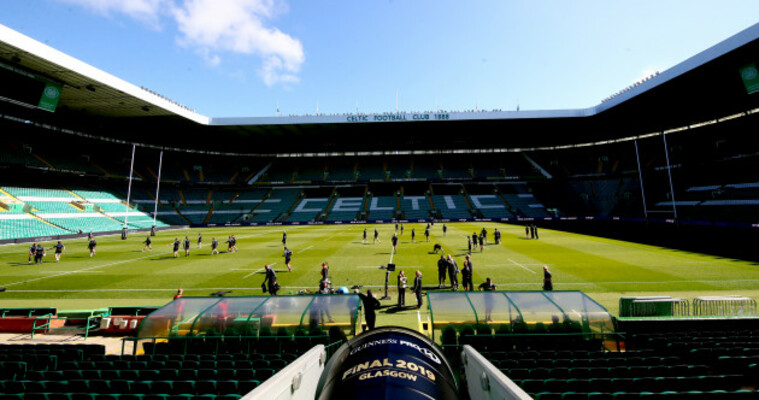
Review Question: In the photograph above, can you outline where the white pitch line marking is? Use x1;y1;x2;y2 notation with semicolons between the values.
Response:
322;233;340;242
6;278;759;294
507;258;538;274
298;245;314;253
0;251;172;288
488;263;552;267
242;263;276;279
243;269;265;279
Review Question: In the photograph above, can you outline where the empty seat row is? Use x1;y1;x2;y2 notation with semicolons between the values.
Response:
0;393;243;400
0;379;260;396
515;374;752;395
59;359;284;371
504;365;710;380
25;368;274;382
494;356;685;369
533;389;759;400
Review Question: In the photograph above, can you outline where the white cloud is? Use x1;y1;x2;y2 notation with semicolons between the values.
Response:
172;0;304;85
57;0;304;86
57;0;169;28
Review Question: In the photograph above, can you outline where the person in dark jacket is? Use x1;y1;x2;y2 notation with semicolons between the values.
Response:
412;270;424;309
461;255;473;292
355;289;381;331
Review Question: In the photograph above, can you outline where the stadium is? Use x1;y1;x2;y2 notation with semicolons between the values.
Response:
1;14;759;400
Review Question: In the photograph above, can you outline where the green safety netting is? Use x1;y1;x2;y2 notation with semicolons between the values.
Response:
427;291;615;336
137;295;361;338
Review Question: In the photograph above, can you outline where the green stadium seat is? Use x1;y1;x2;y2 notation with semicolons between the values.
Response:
152;380;174;394
542;379;565;393
131;381;152;393
172;380;196;395
535;393;562;400
216;380;238;394
158;370;179;380
235;369;255;381
216;369;236;380
237;380;260;393
196;380;217;395
177;370;198;380
197;370;218;380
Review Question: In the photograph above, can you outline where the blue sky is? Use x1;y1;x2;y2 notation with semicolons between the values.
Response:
2;1;758;118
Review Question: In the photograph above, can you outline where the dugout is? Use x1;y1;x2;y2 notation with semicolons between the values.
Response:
427;291;618;351
136;295;361;339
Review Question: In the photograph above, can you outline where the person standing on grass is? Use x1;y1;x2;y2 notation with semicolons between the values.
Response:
374;228;380;244
397;270;407;307
143;235;152;252
543;266;553;291
467;236;472;254
28;243;37;264
442;224;447;236
230;235;238;252
411;228;416;242
211;237;219;255
526;225;530;239
52;241;65;262
478;234;484;252
183;236;191;257
412;270;424;309
481;227;488;244
461;255;473;292
34;243;45;264
282;231;287;246
446;254;458;291
355;288;381;331
88;237;97;257
320;262;329;283
437;255;447;288
283;246;293;272
170;238;180;258
400;224;404;236
494;228;501;245
362;228;367;244
197;232;203;248
424;225;430;242
263;264;279;296
391;232;399;253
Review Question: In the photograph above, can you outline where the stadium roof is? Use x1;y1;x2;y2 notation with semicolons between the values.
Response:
1;22;759;154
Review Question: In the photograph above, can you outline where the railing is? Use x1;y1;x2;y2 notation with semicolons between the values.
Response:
31;314;101;339
241;345;327;400
461;345;532;400
121;334;339;357
441;331;625;353
630;298;690;317
693;296;758;316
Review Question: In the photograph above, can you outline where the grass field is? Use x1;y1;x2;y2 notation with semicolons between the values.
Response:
1;222;757;329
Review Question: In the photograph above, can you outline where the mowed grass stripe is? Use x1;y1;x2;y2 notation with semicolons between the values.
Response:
0;223;757;317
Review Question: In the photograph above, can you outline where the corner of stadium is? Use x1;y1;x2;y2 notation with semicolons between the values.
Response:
1;21;759;400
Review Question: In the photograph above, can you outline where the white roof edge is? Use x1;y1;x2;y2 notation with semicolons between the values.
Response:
3;21;759;127
592;22;759;114
0;23;210;125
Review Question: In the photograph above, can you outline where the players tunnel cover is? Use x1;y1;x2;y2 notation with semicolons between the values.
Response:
316;326;459;400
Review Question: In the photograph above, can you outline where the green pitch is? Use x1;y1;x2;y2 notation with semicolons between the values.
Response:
1;223;757;328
